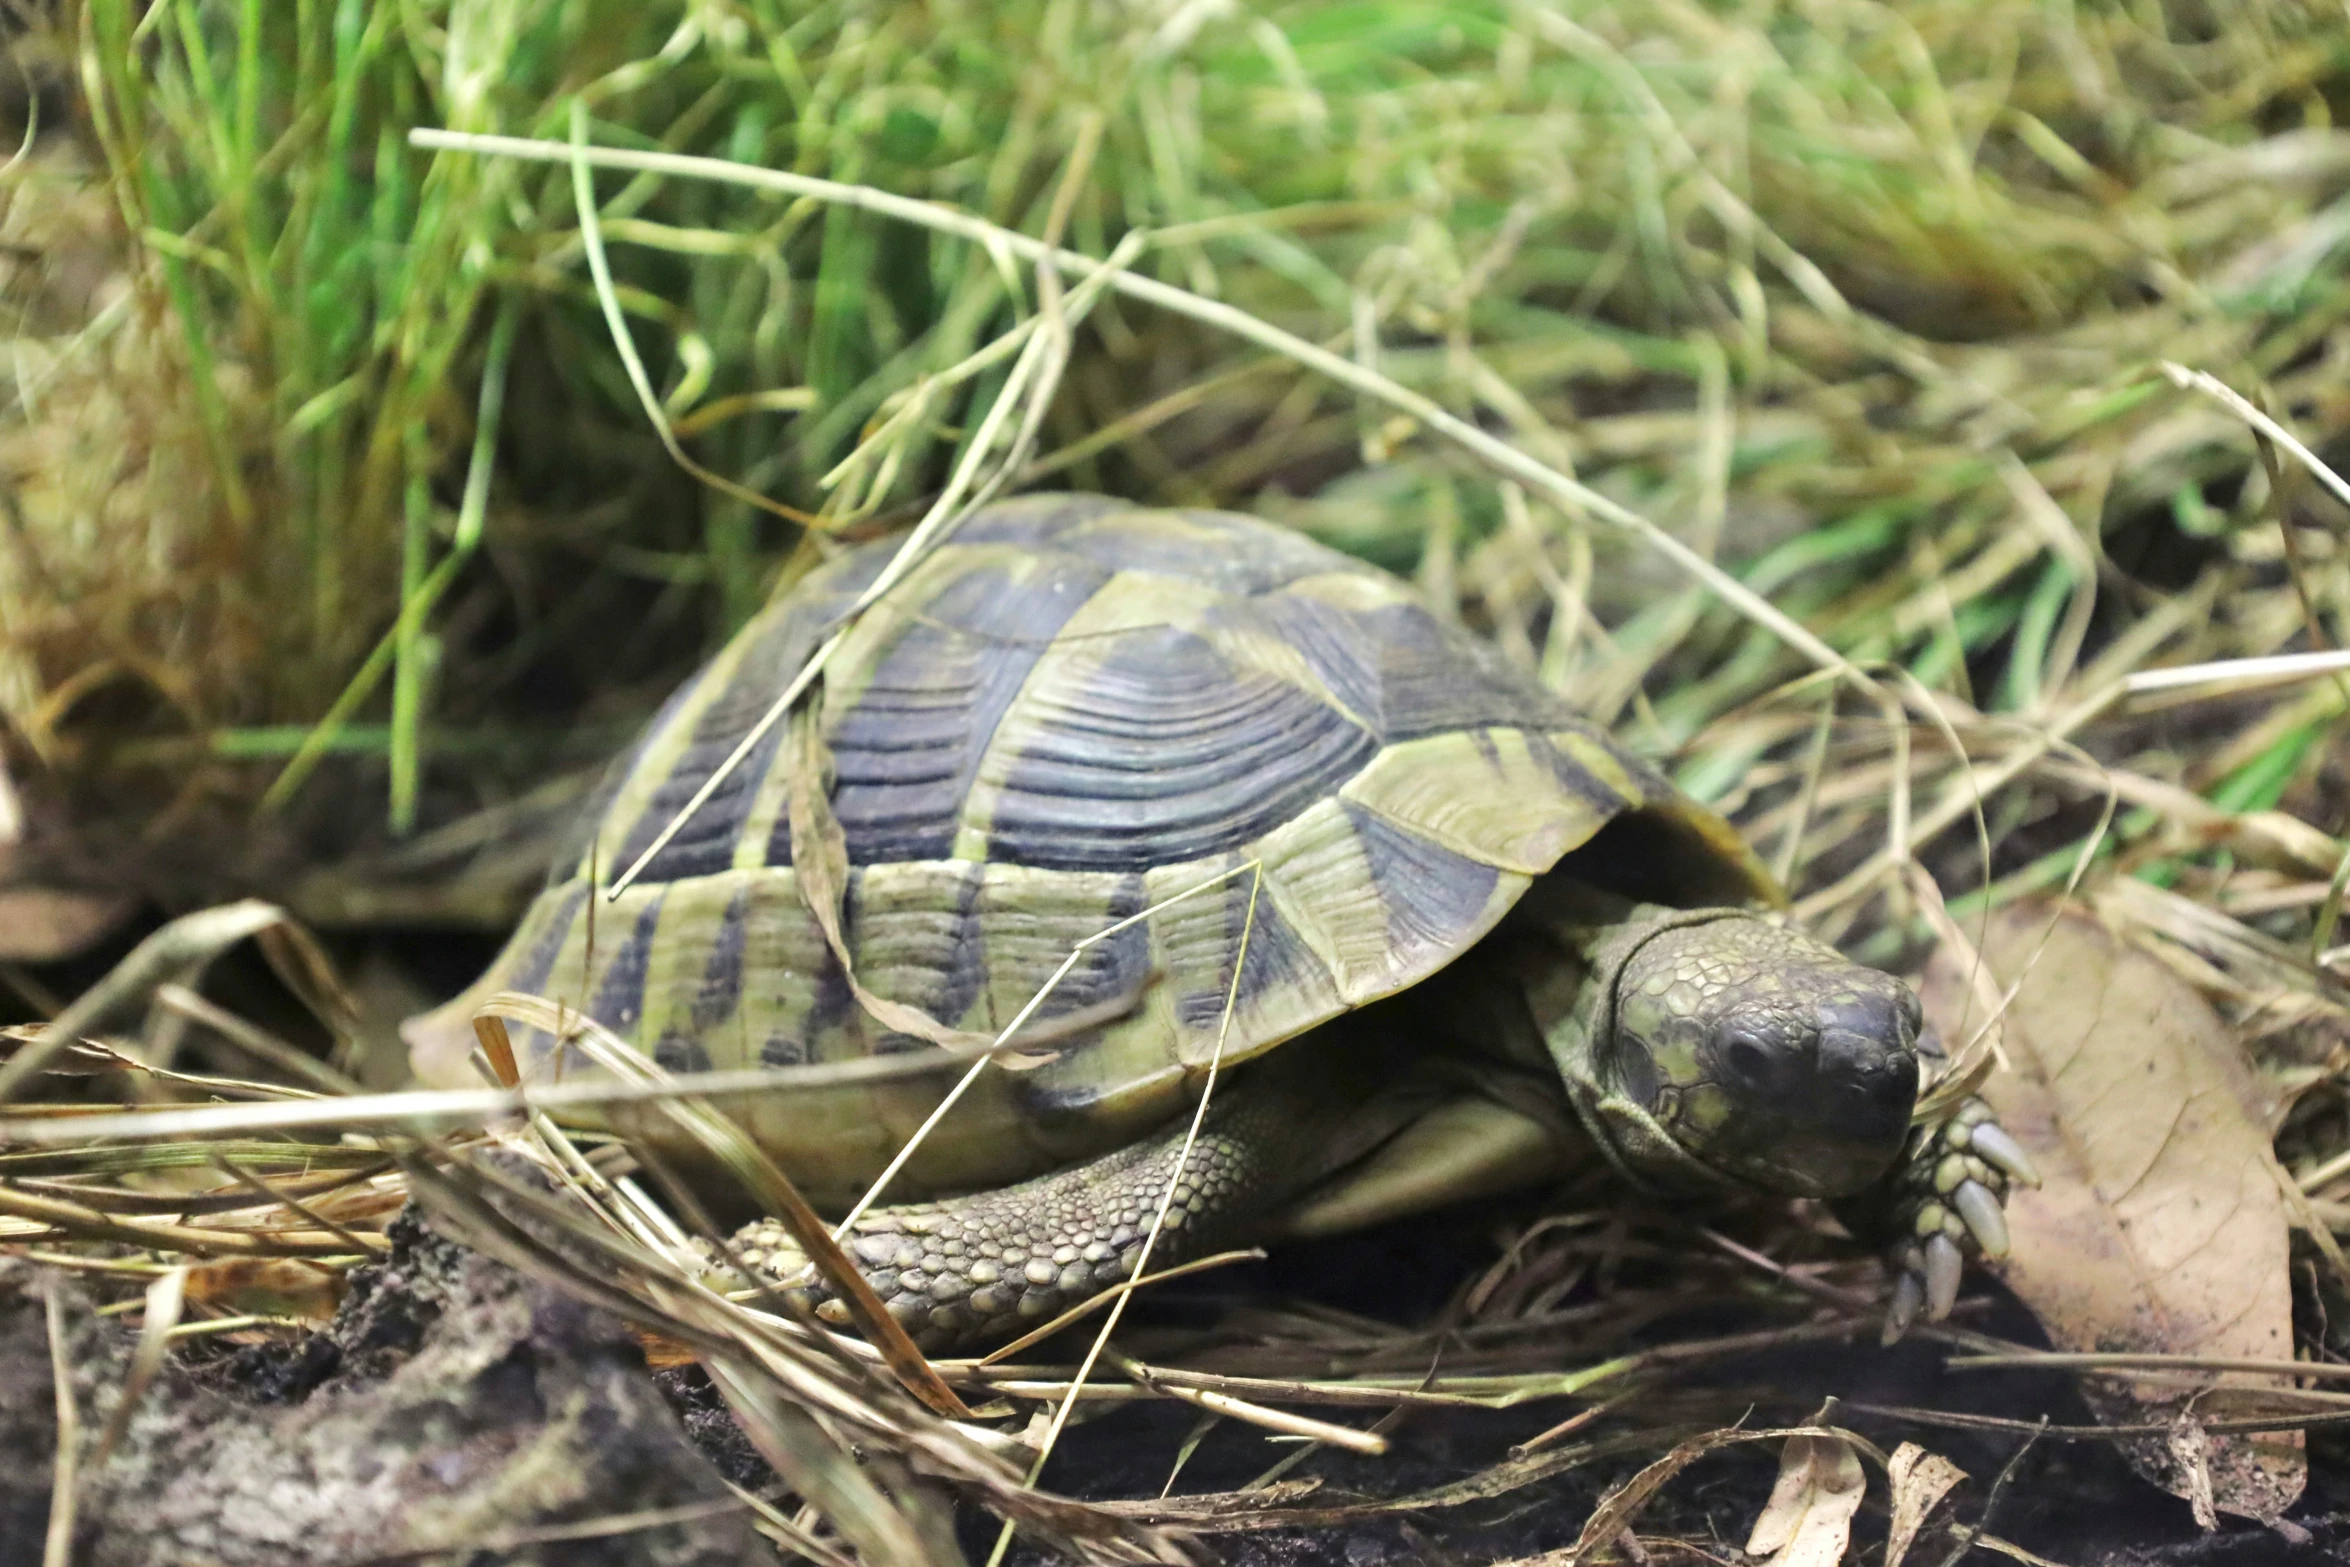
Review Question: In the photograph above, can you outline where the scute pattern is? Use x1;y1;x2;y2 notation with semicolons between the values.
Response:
983;620;1380;869
820;546;1114;864
414;494;1776;1200
597;551;889;884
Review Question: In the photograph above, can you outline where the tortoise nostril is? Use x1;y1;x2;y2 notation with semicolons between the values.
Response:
1820;992;1908;1058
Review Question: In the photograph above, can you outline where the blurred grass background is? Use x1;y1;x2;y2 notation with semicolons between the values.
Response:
3;0;2350;1049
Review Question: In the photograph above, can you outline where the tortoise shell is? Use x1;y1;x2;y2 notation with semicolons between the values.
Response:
410;494;1777;1210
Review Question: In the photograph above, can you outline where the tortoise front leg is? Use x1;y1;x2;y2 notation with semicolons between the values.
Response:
726;1079;1332;1353
1835;1093;2040;1339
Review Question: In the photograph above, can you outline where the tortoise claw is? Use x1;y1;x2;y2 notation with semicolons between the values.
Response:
1951;1179;2009;1259
1881;1266;1925;1346
1966;1122;2041;1188
1834;1092;2028;1335
1923;1233;1963;1319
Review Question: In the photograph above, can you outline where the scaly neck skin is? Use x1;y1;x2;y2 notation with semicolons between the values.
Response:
1525;898;1768;1195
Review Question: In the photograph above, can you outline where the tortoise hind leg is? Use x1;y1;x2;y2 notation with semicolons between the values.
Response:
727;1072;1360;1352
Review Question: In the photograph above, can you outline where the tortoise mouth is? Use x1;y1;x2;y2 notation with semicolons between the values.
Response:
1692;1116;1914;1198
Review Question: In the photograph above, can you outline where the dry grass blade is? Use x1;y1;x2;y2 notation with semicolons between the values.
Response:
970;1249;1268;1367
0;1179;387;1257
2163;363;2350;514
1106;1350;1388;1456
783;692;995;1051
519;989;974;1419
835;857;1258;1236
85;1265;185;1474
564;101;816;531
987;862;1267;1566
42;1282;77;1567
153;984;360;1095
2126;651;2350;695
702;1356;956;1567
0;901;289;1102
409;127;1869;692
597;217;1147;900
29;2;2350;1555
394;1122;1189;1563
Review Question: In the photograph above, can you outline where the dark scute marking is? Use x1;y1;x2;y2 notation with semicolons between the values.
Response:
867;865;988;1054
654;1033;713;1073
1360;603;1577;740
989;625;1379;870
920;547;1117;644
1231;593;1384;735
555;715;676;885
759;1032;811;1067
613;599;841;882
952;492;1129;549
1560;722;1674;807
802;870;860;1045
633;723;788;881
1061;508;1353;594
689;886;750;1035
1174;872;1321;1033
1343;804;1501;954
925;865;991;1035
589;892;667;1034
509;883;588;999
1524;731;1643;814
1043;872;1152;1019
825;553;1112;864
1563;810;1756;907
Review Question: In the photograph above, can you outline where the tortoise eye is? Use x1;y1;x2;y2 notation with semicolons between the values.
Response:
1724;1033;1775;1087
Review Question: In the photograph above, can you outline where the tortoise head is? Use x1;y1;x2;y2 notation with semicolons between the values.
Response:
1551;907;1921;1199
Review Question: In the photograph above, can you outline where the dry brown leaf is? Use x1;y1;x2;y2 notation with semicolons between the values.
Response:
0;753;18;862
1565;1425;1839;1560
1884;1442;1966;1567
1569;1427;1746;1558
1745;1430;1864;1567
0;751;133;964
1920;900;2303;1521
0;885;133;963
184;1257;346;1322
786;689;1008;1052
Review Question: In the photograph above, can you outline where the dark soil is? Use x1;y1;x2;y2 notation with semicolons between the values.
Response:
960;1208;2350;1566
0;1208;773;1566
8;1192;2347;1564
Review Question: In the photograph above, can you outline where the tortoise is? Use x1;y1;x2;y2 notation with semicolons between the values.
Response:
408;492;2033;1350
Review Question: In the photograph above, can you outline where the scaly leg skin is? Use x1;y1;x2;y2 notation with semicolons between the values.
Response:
1841;1096;2041;1343
725;1083;1330;1353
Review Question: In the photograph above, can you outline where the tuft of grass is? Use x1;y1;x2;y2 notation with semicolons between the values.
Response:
2;0;2343;882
